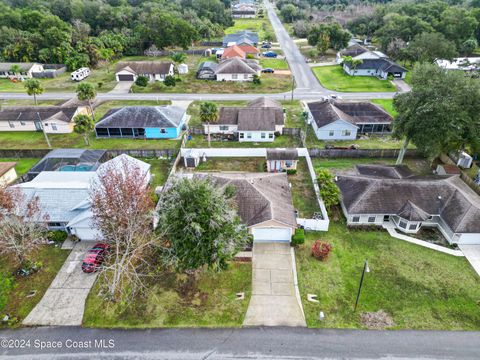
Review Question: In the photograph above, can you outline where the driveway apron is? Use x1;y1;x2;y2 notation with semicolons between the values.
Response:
243;243;306;327
23;242;97;326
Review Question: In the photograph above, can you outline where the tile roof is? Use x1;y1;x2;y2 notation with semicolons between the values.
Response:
337;165;480;233
95;106;185;128
222;45;247;59
115;62;173;75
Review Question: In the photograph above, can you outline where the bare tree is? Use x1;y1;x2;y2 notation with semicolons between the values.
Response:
0;185;48;266
90;157;159;302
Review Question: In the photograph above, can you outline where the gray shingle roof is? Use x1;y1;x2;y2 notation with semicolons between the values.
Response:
307;100;392;128
115;62;173;75
339;44;369;57
0;62;37;72
215;57;258;75
266;149;298;160
95;106;185;128
345;58;407;73
0;106;79;123
223;31;258;46
337;165;480;233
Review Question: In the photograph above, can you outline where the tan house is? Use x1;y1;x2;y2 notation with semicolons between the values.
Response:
0;162;17;185
266;149;299;172
0;105;91;133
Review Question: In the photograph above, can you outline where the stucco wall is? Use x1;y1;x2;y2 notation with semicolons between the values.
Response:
312;118;357;140
216;73;254;82
238;130;275;142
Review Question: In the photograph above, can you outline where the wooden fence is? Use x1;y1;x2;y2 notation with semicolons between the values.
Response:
309;148;421;159
0;149;177;159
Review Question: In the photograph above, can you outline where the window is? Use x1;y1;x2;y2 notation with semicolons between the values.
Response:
269;133;274;139
368;216;376;223
96;128;108;137
247;133;252;139
399;220;407;229
244;74;249;79
232;74;238;79
329;130;334;137
9;123;14;128
160;128;167;134
219;125;229;131
48;222;64;228
261;133;266;139
239;133;244;139
352;216;360;223
342;130;351;136
51;123;57;131
285;160;293;167
20;121;26;126
409;223;417;230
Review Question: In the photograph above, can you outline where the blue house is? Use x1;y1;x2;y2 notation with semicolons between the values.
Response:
95;106;186;139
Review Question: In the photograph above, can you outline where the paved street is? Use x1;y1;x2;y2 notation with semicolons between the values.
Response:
1;327;479;359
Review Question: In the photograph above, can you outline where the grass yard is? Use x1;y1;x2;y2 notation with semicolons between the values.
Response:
225;18;276;42
312;66;396;92
283;100;305;128
140;158;172;189
0;158;39;177
296;221;480;329
259;59;289;70
289;160;320;218
0;246;69;327
191;157;266;172
0;131;180;150
185;134;301;148
371;99;397;117
83;262;251;328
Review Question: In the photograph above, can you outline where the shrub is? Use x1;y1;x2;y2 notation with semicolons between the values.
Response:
164;75;176;87
252;74;261;85
311;240;332;261
47;230;68;243
135;75;148;87
0;273;14;312
317;169;340;210
291;228;305;246
286;169;297;175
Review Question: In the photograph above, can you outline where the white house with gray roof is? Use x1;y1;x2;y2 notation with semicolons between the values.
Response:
0;62;44;79
215;57;261;81
336;164;480;245
13;155;151;241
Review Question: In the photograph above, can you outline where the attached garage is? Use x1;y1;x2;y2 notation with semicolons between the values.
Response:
117;74;135;81
252;227;292;242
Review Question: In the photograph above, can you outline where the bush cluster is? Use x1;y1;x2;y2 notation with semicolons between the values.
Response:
311;240;332;261
47;230;68;243
291;228;305;246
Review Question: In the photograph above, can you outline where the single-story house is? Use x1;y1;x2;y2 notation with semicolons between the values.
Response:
189;172;297;242
196;61;219;80
343;58;407;79
13;154;151;241
336;164;480;245
95;106;186;139
115;62;174;82
204;97;284;142
232;8;256;18
25;149;108;181
0;105;91;133
0;62;44;79
0;162;17;185
238;44;260;58
336;44;388;64
266;149;299;172
223;31;258;47
435;57;480;71
222;45;247;60
215;57;261;82
306;99;392;140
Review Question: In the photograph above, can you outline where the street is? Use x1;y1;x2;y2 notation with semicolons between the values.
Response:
1;327;479;359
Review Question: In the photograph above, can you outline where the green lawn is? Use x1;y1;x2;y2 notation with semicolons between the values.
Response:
312;66;396;92
0;131;180;150
0;246;69;327
83;262;251;328
191;157;266;172
371;99;397;117
140;158;172;189
185;134;301;148
289;160;320;218
225;18;276;42
296;221;480;329
0;158;39;177
259;59;289;70
283;100;305;128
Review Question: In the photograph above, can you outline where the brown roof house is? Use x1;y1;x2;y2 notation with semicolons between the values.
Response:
190;172;297;242
215;57;261;82
0;105;91;133
115;62;174;82
306;99;392;140
336;164;480;245
203;97;285;142
0;162;17;185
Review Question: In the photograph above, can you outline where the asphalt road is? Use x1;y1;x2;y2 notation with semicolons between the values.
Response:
1;327;479;359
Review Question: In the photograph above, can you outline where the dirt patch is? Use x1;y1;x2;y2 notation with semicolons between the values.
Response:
361;310;395;329
274;70;291;75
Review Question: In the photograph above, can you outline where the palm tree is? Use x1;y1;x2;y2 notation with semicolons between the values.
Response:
24;79;44;105
199;102;218;148
99;48;114;73
73;114;96;145
76;82;97;119
9;64;23;78
170;52;187;78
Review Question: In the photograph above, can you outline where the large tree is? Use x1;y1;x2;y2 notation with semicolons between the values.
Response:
76;82;97;119
393;63;480;164
90;157;156;301
157;176;248;272
73;114;95;146
405;32;457;63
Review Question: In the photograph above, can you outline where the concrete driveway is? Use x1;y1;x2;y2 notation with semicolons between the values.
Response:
243;243;306;327
109;81;133;94
23;242;98;326
459;245;480;276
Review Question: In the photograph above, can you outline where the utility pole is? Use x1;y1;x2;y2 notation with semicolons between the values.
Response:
354;259;370;312
291;75;295;101
36;112;52;149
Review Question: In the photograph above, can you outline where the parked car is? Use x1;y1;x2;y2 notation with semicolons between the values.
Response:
263;51;278;58
261;43;272;49
261;68;275;73
81;243;110;273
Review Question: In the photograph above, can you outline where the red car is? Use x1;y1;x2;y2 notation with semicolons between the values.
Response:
81;243;110;273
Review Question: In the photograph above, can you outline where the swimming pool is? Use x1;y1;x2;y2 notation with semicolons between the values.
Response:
58;164;94;172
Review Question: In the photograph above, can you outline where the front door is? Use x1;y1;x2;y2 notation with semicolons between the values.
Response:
34;121;42;131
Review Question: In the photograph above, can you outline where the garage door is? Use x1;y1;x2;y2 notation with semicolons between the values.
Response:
252;228;291;242
118;74;134;81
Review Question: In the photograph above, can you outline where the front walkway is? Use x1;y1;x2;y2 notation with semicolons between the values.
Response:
23;242;97;326
243;243;306;327
459;245;480;276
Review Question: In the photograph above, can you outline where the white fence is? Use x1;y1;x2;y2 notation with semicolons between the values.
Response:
297;218;329;231
180;148;267;157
